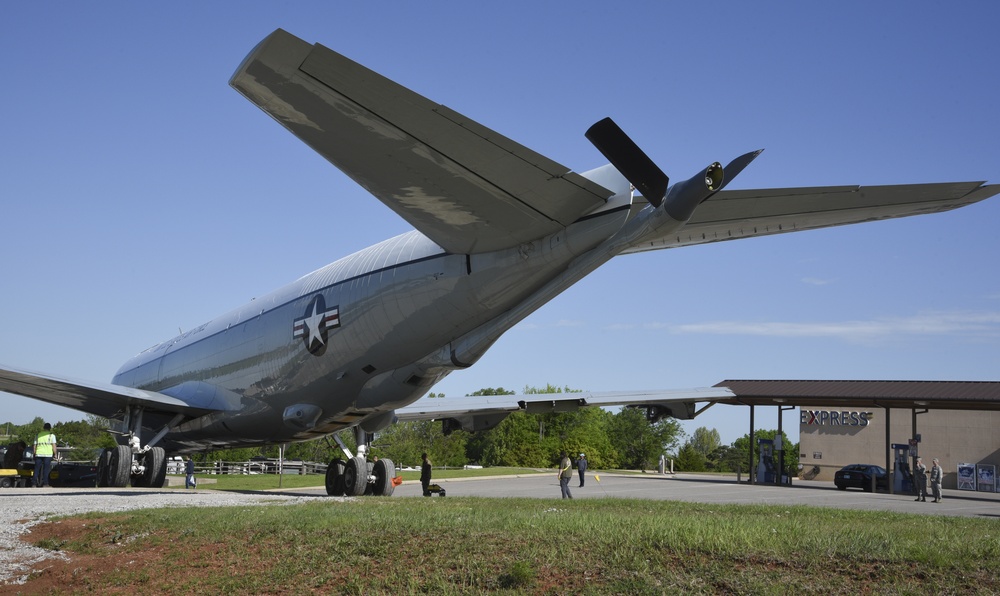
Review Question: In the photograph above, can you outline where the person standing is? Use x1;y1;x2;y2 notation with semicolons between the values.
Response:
420;452;432;496
577;453;588;487
185;456;197;489
930;458;943;502
33;423;57;488
558;451;573;499
913;457;927;502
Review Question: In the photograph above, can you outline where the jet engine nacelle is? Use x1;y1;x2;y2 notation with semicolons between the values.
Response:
662;162;724;222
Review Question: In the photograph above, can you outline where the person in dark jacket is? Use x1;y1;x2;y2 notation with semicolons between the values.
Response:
421;452;432;496
577;453;588;487
185;456;197;489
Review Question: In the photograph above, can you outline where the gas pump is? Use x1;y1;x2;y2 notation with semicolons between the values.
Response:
892;443;914;494
756;438;776;484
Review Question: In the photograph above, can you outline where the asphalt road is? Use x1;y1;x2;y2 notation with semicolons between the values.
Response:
340;472;1000;519
5;473;999;520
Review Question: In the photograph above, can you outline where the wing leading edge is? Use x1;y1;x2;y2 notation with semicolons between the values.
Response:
230;29;611;254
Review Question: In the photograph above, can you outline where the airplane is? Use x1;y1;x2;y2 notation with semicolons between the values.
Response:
1;29;996;496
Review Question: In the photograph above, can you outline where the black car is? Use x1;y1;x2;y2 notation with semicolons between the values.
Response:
834;464;889;491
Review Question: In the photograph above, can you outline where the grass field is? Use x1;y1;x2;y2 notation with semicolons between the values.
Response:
25;492;1000;594
168;466;544;491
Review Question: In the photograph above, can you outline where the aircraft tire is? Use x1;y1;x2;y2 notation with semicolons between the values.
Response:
140;447;167;488
96;448;113;487
372;458;395;497
343;456;368;496
325;458;346;496
109;445;132;488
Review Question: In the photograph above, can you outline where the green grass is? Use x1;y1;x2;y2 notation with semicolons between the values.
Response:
31;497;1000;594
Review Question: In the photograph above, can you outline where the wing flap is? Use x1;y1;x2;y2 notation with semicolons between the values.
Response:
231;29;610;254
622;181;999;253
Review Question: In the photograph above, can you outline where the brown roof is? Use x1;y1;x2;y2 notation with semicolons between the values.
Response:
713;380;1000;410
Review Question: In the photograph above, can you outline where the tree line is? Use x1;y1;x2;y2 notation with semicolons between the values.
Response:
2;385;798;476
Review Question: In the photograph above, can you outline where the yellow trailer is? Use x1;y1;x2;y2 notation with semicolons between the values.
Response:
0;468;32;488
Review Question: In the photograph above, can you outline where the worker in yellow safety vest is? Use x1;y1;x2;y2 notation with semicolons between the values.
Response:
33;423;57;488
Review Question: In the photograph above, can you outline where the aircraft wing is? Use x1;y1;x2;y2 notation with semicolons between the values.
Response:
622;181;999;253
0;364;222;425
395;387;734;432
230;29;611;254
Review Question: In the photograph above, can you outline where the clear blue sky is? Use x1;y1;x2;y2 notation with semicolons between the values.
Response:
2;3;998;446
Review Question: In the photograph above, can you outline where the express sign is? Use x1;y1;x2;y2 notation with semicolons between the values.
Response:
800;410;871;427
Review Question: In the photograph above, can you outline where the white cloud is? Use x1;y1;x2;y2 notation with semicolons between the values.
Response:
554;319;584;328
603;323;637;331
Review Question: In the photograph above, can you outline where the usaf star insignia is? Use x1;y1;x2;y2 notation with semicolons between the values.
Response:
293;294;340;356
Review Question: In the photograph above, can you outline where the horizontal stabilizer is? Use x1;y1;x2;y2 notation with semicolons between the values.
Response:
622;181;1000;254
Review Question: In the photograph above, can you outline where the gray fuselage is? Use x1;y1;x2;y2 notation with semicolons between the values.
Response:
112;167;641;450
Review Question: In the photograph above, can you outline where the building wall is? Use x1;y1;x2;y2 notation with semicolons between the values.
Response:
798;407;1000;491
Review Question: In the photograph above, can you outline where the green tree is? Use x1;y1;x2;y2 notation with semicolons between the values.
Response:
468;387;517;397
732;430;799;478
538;408;616;469
689;427;721;458
708;444;746;473
520;384;611;468
674;441;707;472
481;412;547;467
376;420;468;468
464;387;516;464
52;417;116;459
283;437;345;464
522;384;580;395
607;408;682;471
14;417;46;447
374;421;429;468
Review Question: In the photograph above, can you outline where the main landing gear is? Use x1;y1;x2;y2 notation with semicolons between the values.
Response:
324;427;398;497
96;409;182;489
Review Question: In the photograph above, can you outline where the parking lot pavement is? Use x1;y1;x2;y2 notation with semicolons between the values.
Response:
369;472;1000;518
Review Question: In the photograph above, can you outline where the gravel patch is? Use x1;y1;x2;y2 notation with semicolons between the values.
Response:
0;487;330;585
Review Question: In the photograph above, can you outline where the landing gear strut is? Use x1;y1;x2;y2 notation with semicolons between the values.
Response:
324;427;396;497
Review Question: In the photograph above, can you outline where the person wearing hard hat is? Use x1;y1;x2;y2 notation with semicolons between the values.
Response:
577;453;588;487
